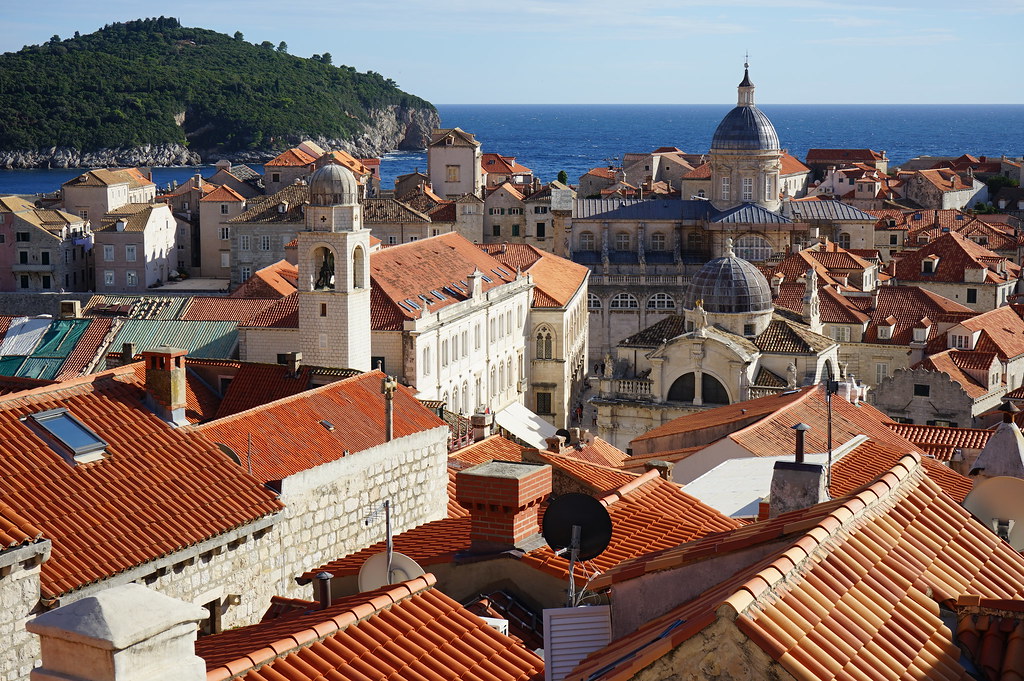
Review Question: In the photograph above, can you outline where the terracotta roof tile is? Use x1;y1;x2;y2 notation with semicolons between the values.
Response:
830;440;972;501
890;231;1019;284
0;500;45;548
230;261;298;301
125;360;222;424
52;318;116;381
362;197;431;223
449;435;525;467
779;152;810;176
95;203;164;232
201;575;544;681
956;305;1024;360
264;148;317;167
200;185;246;203
572;454;1023;681
917;349;999;399
228;185;308;224
370;233;519;330
860;285;975;345
0;366;282;597
195;371;446;483
180;298;278;322
805;149;886;163
885;422;992;453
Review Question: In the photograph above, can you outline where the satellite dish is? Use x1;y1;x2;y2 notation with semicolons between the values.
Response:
216;442;241;466
357;551;425;592
542;493;613;561
963;476;1024;551
555;428;572;441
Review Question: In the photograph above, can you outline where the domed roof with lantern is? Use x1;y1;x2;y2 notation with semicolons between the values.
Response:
710;62;780;152
683;238;773;314
309;162;359;206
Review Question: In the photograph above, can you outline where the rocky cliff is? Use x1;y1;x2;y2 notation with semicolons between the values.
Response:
0;105;440;169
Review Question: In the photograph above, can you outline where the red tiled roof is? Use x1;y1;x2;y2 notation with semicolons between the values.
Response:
956;305;1024;360
917;349;999;399
572;454;1024;681
53;317;116;381
180;297;277;322
264;147;316;167
805;148;886;163
481;152;531;176
0;366;282;597
774;283;870;325
861;285;975;345
195;371;446;483
479;243;588;308
780;152;810;176
201;574;544;681
214;363;315;419
199;185;246;203
528;450;636;494
585;167;617;180
830;439;973;502
229;260;298;300
885;422;993;452
370;233;519;331
241;292;298;328
915;167;974;192
449;435;524;466
889;231;1019;284
682;162;711;179
126;360;222;424
0;500;45;548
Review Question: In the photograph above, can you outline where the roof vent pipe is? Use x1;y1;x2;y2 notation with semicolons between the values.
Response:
792;422;811;463
382;375;397;442
315;571;333;610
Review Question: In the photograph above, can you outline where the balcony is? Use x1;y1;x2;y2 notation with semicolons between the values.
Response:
612;378;653;399
12;263;55;273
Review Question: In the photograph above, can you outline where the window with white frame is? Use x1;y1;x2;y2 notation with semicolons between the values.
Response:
220;252;230;268
615;232;630;251
104;271;114;286
831;325;851;342
126;271;138;287
610;293;639;309
423;346;431;375
579;231;595;250
260;235;271;251
720;177;731;201
220;204;229;215
219;226;230;240
875;362;890;386
125;245;136;262
103;244;114;262
240;266;251;280
647;293;675;310
734;235;773;262
950;334;971;350
239;234;251;250
741;177;753;201
588;293;601;310
650;232;667;251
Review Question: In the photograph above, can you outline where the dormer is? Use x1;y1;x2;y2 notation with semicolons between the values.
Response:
877;315;896;340
965;267;987;283
912;317;932;344
921;255;939;274
949;330;976;350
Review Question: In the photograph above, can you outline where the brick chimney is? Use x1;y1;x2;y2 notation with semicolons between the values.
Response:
142;346;188;427
27;583;207;681
456;461;551;553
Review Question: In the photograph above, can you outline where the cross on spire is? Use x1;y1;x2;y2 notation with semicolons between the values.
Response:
744;51;749;69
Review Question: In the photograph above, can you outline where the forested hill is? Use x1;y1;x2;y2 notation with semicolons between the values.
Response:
0;17;437;159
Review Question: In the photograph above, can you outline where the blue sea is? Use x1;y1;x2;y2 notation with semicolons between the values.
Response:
1;104;1022;196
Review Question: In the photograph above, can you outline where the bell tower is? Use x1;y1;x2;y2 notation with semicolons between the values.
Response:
297;163;371;371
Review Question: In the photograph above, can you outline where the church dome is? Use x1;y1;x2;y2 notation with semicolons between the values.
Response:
309;163;359;206
711;106;779;151
683;243;773;314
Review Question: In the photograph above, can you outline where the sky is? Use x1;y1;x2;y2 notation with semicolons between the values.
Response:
3;0;1023;105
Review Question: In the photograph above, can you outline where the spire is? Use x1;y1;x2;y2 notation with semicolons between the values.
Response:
738;55;755;106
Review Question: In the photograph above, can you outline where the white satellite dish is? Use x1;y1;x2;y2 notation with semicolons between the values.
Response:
963;476;1024;551
357;551;425;592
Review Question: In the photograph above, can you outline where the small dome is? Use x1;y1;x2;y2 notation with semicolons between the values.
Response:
683;247;772;314
309;163;358;206
711;106;780;151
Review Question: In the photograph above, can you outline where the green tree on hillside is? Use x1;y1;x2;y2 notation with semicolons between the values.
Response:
277;41;288;53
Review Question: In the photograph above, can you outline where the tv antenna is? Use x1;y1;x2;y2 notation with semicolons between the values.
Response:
542;493;613;607
363;499;395;589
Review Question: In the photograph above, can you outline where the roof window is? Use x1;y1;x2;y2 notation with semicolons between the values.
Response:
24;408;108;464
480;275;493;283
431;289;447;301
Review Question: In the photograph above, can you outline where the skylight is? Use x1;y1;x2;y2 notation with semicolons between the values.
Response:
430;289;447;300
25;408;108;464
480;275;493;283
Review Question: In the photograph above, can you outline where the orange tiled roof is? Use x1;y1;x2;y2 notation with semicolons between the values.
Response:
264;147;316;167
830;439;972;501
0;500;45;549
194;370;446;483
915;167;974;192
370;233;520;330
682;162;711;179
201;574;544;681
917;349;999;399
449;435;524;466
956;305;1024;360
780;152;810;176
805;148;887;163
229;260;298;300
479;241;588;308
861;285;975;346
214;363;313;419
126;360;222;424
586;167;617;180
179;297;277;322
199;185;246;203
481;152;531;176
0;365;282;598
889;231;1019;284
528;449;636;494
885;421;992;452
571;454;1023;681
542;437;628;469
241;292;298;328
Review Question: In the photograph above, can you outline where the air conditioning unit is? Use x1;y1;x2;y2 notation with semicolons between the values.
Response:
479;616;509;636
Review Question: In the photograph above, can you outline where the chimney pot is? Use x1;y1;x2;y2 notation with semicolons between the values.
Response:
287;351;302;377
545;435;566;453
643;460;675;480
470;412;492;441
315;571;333;610
142;346;189;427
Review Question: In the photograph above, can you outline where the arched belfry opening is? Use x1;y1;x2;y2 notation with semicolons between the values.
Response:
352;245;366;289
312;246;336;290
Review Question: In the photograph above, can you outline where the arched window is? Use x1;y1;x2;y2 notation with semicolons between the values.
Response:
352;245;366;288
579;231;595;250
452;386;459;414
312;246;335;290
647;293;676;310
507;357;514;388
667;373;730;404
837;232;851;250
615;232;631;251
536;327;553;359
650;232;667;251
734;235;773;262
490;367;497;396
588;293;602;310
499;363;506;393
462;381;470;412
609;293;639;309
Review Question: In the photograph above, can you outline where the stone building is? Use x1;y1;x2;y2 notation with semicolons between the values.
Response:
0;196;92;292
60;168;156;226
428;127;483;198
899;167;988;210
93;203;176;291
593;242;839;449
197;185;247;278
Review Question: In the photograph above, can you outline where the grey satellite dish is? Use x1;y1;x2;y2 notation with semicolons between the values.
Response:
357;551;425;592
542;493;613;561
963;476;1024;551
216;442;241;466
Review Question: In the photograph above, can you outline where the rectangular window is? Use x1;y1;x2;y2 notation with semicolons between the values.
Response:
536;392;552;415
28;408;108;463
19;275;28;289
41;275;51;289
765;175;772;200
240;265;251;280
446;165;460;183
79;210;88;220
103;244;114;262
320;303;328;317
220;252;230;268
913;384;931;397
220;226;230;240
492;225;500;237
239;234;251;250
271;173;281;183
388;236;397;244
889;234;898;245
260;235;271;251
967;288;978;304
950;334;970;350
18;250;28;264
475;325;481;349
461;331;468;357
104;271;115;286
720;177;731;201
512;224;520;236
125;245;136;262
536;222;546;238
220;204;229;215
423;346;431;375
126;271;137;287
742;177;753;201
831;326;851;342
41;251;50;265
875;362;890;386
15;231;29;242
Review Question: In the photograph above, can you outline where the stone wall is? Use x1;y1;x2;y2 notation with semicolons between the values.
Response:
1;541;48;681
0;292;96;317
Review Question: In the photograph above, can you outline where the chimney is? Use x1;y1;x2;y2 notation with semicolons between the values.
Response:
470;412;492;441
770;273;782;297
193;172;203;189
287;351;302;377
769;423;829;517
27;583;207;681
142;346;188;427
315;571;333;610
456;461;551;553
546;434;566;453
121;342;136;363
643;460;675;480
59;300;81;319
